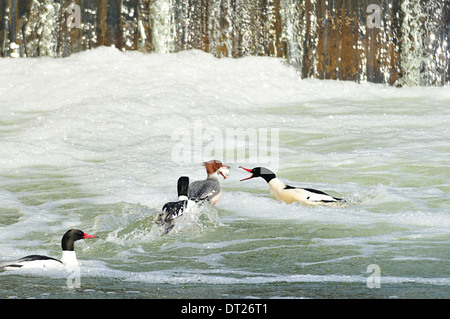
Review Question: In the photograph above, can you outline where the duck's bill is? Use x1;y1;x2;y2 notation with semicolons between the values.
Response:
219;165;230;179
83;233;98;239
239;166;254;181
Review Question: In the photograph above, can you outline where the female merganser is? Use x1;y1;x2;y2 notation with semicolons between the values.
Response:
155;176;196;235
240;166;344;206
0;229;97;270
188;160;230;205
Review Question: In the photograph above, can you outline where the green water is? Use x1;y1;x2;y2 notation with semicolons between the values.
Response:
1;51;449;300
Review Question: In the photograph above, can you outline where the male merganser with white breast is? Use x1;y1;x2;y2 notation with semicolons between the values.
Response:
0;229;97;271
155;176;196;235
240;166;344;206
188;160;230;205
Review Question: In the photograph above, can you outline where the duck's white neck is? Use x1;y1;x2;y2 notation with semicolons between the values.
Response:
61;250;78;266
268;178;286;194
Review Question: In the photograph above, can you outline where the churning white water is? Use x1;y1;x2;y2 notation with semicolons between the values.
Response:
0;48;449;298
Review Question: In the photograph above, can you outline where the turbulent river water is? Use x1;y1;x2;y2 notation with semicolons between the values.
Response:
0;48;449;299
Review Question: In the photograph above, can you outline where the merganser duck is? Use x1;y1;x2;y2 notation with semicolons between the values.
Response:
0;229;97;271
155;176;196;235
188;160;230;205
240;166;344;206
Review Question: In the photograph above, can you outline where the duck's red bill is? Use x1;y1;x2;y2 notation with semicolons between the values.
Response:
239;166;254;181
83;233;97;239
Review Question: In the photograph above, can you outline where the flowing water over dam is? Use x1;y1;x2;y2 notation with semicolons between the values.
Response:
1;0;448;85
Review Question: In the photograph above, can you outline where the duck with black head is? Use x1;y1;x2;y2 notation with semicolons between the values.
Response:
0;229;97;271
156;176;196;235
240;166;344;206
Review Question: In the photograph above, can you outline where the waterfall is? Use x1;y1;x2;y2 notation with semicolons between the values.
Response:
0;0;448;86
149;0;175;53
